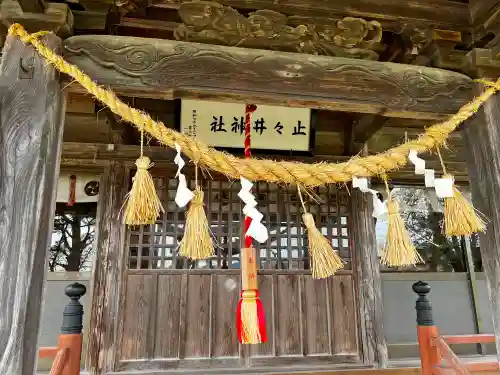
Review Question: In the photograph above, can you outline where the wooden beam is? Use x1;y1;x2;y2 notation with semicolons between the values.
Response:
152;0;470;30
0;33;66;375
344;115;389;155
86;162;128;373
461;84;500;363
0;1;73;38
18;0;45;13
62;35;475;120
350;187;388;367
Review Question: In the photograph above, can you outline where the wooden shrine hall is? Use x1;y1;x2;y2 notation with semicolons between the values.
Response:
3;0;500;375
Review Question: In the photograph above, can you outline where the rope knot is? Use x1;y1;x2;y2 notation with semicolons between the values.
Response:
241;290;258;299
191;187;204;205
475;78;500;92
135;156;152;170
302;213;315;229
246;104;257;113
387;199;399;216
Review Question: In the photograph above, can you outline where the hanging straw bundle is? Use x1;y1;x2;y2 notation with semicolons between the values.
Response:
442;174;486;236
434;150;486;236
179;185;213;259
298;187;344;279
381;179;423;267
124;155;164;225
123;127;164;225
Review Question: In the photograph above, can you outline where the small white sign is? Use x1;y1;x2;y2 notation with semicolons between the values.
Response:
56;172;100;203
181;99;311;151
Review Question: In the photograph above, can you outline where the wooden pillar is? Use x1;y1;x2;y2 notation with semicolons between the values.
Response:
0;33;65;375
350;188;388;367
461;83;500;361
86;162;128;374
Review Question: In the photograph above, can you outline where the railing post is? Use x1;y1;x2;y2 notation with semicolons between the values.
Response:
413;281;440;375
58;282;87;375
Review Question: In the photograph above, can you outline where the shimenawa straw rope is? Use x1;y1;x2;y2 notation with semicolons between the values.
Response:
8;23;500;188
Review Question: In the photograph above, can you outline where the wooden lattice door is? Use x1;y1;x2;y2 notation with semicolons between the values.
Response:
117;173;359;372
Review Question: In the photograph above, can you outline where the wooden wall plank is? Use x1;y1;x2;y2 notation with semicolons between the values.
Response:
63;35;474;119
0;33;65;375
154;274;183;358
211;274;241;358
121;274;154;360
184;274;211;358
276;275;302;356
251;274;275;357
302;277;330;355
330;275;359;355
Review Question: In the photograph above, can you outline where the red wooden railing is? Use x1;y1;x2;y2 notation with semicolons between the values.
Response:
414;281;499;375
38;282;86;375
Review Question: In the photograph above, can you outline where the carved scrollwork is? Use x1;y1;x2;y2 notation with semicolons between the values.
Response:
173;1;384;60
63;35;474;116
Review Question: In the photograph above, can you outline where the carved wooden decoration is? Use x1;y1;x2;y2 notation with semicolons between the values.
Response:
63;34;474;119
173;1;383;59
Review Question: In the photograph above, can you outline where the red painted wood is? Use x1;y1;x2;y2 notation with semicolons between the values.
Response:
38;346;59;359
442;334;495;345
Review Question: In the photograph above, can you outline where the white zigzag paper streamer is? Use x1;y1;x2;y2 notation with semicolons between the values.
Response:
174;143;194;208
352;176;387;218
407;149;453;197
408;149;435;188
238;176;269;243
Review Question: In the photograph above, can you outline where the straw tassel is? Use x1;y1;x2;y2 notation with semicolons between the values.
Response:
179;186;213;259
124;127;164;225
236;246;267;344
297;187;344;279
124;156;164;225
434;150;486;236
443;175;486;236
381;181;423;267
236;289;267;344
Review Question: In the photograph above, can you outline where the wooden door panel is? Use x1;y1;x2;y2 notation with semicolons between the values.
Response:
154;274;183;358
119;271;358;370
211;274;241;358
184;274;211;358
252;274;275;356
276;274;302;356
121;274;154;360
330;275;359;354
302;277;330;355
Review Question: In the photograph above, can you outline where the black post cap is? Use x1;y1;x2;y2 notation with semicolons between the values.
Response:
413;280;435;327
412;280;431;295
61;282;87;334
65;282;87;300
